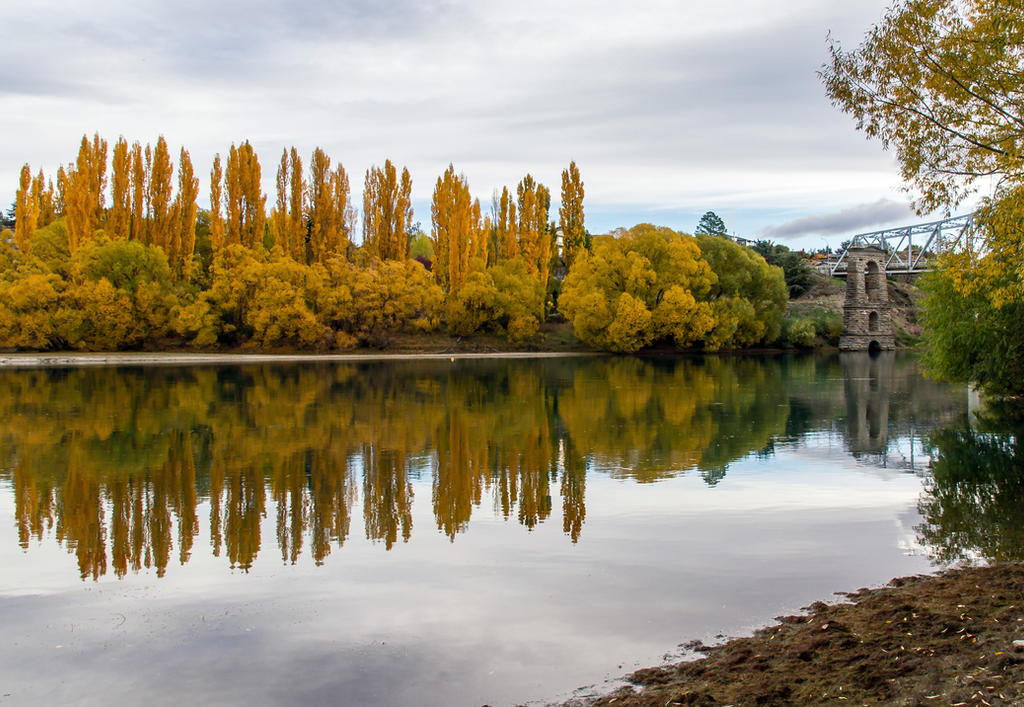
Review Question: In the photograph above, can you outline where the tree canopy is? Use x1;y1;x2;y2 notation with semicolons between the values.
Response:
821;0;1024;213
559;224;786;353
695;211;727;236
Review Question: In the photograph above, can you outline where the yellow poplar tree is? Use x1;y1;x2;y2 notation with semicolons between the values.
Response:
14;165;38;252
289;148;306;260
274;148;290;256
171;148;199;278
65;134;109;251
224;141;266;248
496;187;518;261
209;154;225;251
148;137;174;253
559;161;586;269
130;142;146;241
330;162;352;258
362;159;412;261
109;138;131;239
308;148;336;263
516;175;551;282
30;170;55;228
430;164;477;292
56;165;68;216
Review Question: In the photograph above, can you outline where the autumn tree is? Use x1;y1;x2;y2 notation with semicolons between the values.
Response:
109;138;131;239
170;148;199;279
363;159;412;261
289;149;306;259
274;148;291;256
31;169;55;228
209;154;225;250
64;134;108;252
493;187;518;261
821;0;1023;213
559;161;586;268
308;148;351;263
147;136;174;253
823;0;1024;395
224;141;266;248
130;141;146;241
560;225;718;353
14;165;38;252
515;175;551;283
431;164;483;292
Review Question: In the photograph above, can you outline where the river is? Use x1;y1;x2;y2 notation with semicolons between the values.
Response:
1;352;1015;706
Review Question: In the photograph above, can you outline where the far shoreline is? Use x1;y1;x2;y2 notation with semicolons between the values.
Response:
0;350;602;369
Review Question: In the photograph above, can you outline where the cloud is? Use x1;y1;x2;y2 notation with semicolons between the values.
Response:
0;0;903;236
758;198;916;240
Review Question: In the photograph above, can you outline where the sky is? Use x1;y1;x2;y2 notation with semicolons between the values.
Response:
0;0;969;250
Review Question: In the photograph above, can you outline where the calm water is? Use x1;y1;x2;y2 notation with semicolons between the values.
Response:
0;352;1019;706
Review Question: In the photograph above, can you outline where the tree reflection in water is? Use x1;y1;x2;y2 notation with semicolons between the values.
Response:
917;402;1024;564
0;354;973;579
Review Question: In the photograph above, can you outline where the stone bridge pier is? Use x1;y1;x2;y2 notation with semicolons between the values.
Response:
839;246;896;352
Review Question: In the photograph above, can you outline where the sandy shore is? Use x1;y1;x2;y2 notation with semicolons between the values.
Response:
0;351;596;368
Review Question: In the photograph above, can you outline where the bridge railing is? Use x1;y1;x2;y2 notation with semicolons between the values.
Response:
823;213;977;276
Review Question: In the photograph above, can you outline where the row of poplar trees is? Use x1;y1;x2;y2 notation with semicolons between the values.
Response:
13;133;588;293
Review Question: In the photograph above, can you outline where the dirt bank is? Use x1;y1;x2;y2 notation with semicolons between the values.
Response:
571;564;1024;707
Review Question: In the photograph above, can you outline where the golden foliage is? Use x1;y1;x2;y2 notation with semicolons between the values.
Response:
559;161;586;268
363;159;412;261
822;0;1023;213
431;164;481;292
224;141;266;248
14;164;38;252
109;137;131;239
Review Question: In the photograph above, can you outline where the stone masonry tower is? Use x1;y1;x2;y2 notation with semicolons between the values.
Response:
838;246;896;351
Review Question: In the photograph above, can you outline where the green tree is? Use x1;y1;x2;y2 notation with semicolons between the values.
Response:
752;240;813;297
695;211;726;237
559;224;717;352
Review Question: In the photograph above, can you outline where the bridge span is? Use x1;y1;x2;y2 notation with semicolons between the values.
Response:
823;213;977;277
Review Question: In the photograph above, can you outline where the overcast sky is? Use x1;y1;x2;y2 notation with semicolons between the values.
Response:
0;0;966;249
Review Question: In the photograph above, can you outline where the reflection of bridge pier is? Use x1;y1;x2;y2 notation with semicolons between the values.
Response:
842;352;894;455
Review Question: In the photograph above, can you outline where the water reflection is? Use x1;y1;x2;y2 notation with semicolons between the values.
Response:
0;353;974;579
917;402;1024;564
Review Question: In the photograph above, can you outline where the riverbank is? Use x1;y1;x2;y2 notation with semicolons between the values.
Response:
568;563;1024;707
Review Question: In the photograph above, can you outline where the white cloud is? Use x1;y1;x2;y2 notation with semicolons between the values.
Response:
0;0;901;241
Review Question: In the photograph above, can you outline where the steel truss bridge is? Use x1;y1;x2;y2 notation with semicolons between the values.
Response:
823;213;978;277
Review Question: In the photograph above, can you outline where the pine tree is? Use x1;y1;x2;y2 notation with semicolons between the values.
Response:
559;161;586;269
696;211;727;237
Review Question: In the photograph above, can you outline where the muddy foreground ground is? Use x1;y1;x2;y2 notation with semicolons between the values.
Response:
565;564;1024;707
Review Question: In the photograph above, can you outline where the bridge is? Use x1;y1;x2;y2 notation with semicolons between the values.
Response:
822;213;978;277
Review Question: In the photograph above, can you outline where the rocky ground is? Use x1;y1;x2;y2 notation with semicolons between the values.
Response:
565;564;1024;707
